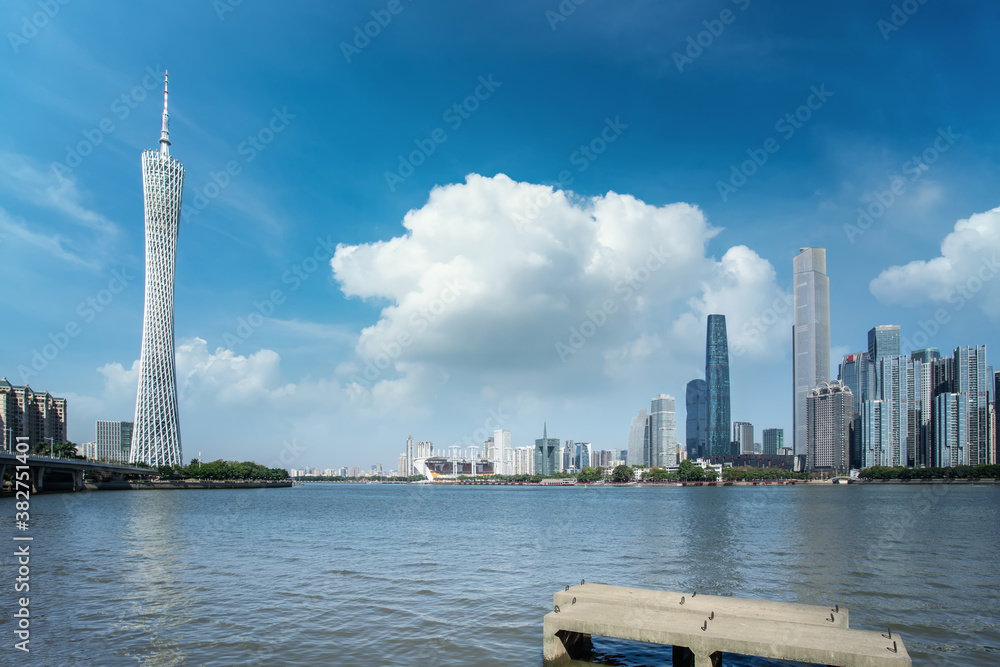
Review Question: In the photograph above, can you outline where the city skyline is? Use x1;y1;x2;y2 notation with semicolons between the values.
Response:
2;3;1000;468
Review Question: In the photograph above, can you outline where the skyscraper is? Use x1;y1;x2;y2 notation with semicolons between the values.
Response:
626;408;649;467
535;423;560;476
649;394;677;466
494;428;512;475
932;392;968;467
685;379;707;459
806;381;852;472
762;428;783;455
793;248;831;457
912;348;940;364
130;72;185;468
733;421;754;454
705;314;731;457
868;325;901;362
953;346;990;466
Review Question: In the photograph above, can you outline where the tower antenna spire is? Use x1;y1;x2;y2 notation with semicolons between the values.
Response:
159;70;171;155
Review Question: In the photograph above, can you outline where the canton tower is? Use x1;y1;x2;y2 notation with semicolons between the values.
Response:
130;71;185;467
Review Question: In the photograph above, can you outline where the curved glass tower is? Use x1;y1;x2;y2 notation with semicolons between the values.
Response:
706;314;731;456
131;72;185;467
685;378;707;459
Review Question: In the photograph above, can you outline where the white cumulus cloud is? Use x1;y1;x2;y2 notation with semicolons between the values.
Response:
870;206;1000;317
330;174;791;399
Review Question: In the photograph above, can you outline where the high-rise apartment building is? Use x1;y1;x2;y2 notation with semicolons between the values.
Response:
806;381;852;472
494;428;512;475
932;393;968;467
131;72;185;467
649;394;678;467
953;346;990;466
859;400;889;468
514;446;535;475
0;378;67;450
627;408;649;467
868;325;901;362
875;355;909;466
762;428;783;455
535;424;560;476
94;421;133;462
685;379;708;460
398;453;409;478
732;421;754;454
705;314;731;457
793;248;831;457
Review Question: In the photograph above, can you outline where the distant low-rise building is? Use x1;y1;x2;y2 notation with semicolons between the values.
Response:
93;421;133;462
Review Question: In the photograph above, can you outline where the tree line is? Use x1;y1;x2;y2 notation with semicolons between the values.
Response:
156;459;289;481
859;465;1000;480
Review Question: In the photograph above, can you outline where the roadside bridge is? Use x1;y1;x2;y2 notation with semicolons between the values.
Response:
0;452;155;493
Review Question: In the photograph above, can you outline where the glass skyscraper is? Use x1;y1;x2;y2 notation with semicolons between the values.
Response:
705;314;731;457
626;408;649;467
868;325;901;362
131;72;185;467
534;423;560;476
793;248;831;457
685;379;707;459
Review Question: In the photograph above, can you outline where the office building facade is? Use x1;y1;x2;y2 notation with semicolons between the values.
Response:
868;325;901;362
705;314;731;457
94;421;133;462
627;408;649;467
762;428;783;455
649;394;678;467
733;421;754;454
685;379;708;460
792;248;831;457
535;424;560;476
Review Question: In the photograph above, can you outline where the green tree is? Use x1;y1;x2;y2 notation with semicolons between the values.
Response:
611;465;634;483
576;466;602;483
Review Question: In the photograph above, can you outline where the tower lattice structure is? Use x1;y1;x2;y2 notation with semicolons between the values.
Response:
131;71;185;467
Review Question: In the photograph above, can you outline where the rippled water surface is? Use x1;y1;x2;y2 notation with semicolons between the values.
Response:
6;483;999;666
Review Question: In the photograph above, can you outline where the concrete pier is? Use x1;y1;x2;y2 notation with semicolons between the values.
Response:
543;583;911;666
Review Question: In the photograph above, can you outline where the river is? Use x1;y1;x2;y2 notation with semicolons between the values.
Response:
6;483;998;665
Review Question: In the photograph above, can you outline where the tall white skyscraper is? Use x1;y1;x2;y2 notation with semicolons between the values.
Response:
649;394;677;467
494;428;512;475
131;72;185;467
793;248;831;458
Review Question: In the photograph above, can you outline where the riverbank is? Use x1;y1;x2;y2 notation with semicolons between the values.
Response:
85;479;293;491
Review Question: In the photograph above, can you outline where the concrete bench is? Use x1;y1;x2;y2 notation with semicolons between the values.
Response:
543;586;911;667
554;583;849;629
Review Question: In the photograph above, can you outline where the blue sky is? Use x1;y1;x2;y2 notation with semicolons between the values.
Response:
2;0;999;470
